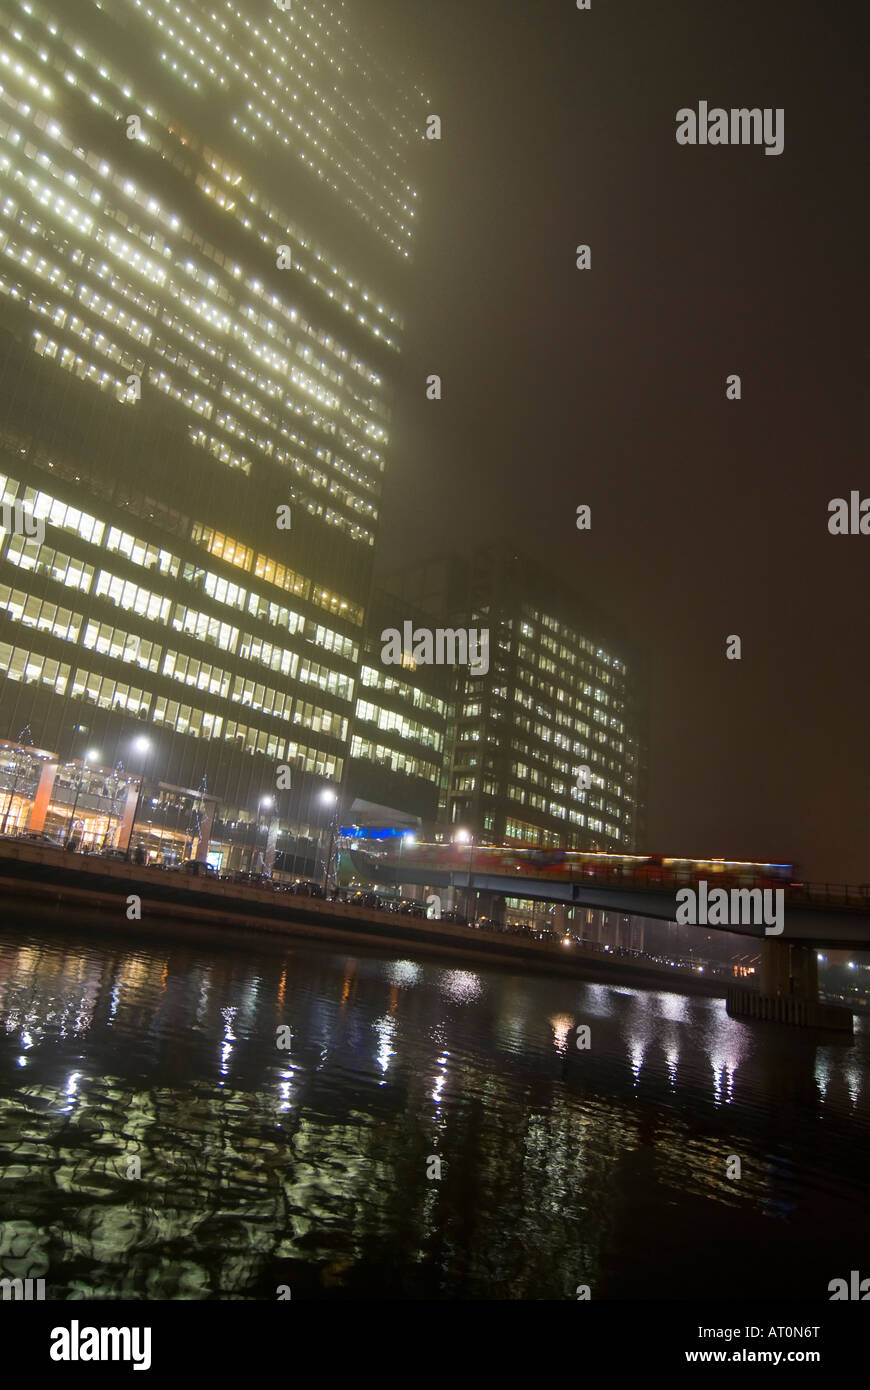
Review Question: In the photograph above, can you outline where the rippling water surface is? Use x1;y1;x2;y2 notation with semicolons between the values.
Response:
0;921;867;1300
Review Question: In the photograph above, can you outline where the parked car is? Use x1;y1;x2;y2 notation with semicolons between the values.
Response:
227;870;274;887
14;831;62;847
350;889;381;910
174;860;219;878
295;879;325;899
391;898;427;918
441;910;468;926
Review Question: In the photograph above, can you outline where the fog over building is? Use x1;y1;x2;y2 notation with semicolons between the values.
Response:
0;1;646;873
0;0;426;859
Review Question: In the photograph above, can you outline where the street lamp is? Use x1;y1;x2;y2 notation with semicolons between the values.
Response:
320;788;338;896
397;829;415;899
67;749;99;850
124;737;152;854
250;794;274;874
454;828;474;923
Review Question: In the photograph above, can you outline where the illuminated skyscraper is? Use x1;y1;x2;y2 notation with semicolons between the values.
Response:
380;547;648;853
0;0;425;846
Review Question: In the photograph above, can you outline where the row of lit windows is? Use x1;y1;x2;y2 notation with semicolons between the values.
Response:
0;524;322;685
292;701;346;741
84;620;161;674
38;303;381;538
0;632;345;772
504;819;565;846
0;585;80;642
122;0;417;256
298;657;354;704
193;522;364;624
315;624;357;663
359;664;447;718
355;700;443;753
0;472;361;661
3;531;94;591
0;104;391;513
284;741;341;781
0;67;403;354
0;571;352;725
0;640;70;693
349;734;439;783
0;477;103;546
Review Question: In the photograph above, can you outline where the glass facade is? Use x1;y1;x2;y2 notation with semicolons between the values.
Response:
0;0;424;822
377;549;648;853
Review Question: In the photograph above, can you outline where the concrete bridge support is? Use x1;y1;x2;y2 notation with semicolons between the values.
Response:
728;939;852;1032
760;939;818;1000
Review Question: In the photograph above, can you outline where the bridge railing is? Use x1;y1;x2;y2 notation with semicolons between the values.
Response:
386;849;870;910
562;864;870;908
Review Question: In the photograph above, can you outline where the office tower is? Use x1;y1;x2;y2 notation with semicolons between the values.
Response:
381;546;648;853
346;585;452;829
0;0;425;854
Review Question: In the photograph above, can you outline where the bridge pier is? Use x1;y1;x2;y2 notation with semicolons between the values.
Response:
727;940;852;1032
760;938;818;999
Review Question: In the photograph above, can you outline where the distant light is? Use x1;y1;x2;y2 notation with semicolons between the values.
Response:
562;936;572;947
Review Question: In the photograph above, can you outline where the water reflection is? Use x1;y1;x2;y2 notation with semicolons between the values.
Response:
0;925;867;1300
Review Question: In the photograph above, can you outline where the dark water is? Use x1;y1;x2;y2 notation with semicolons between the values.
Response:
0;920;867;1301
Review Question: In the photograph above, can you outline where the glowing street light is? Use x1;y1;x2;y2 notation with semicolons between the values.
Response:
249;795;276;874
453;828;475;922
124;736;153;854
320;787;340;896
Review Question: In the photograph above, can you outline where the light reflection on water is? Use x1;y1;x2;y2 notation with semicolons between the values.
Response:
0;922;868;1300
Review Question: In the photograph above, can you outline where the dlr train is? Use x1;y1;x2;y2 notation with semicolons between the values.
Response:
370;842;797;891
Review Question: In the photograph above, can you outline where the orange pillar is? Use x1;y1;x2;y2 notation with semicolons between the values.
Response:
27;761;58;832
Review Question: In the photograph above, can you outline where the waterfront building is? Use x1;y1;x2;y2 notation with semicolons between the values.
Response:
0;0;425;856
379;545;648;854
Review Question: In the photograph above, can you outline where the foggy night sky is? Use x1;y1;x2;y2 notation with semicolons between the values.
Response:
360;0;868;883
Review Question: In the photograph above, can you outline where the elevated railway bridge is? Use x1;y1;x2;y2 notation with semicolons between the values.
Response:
347;843;870;1032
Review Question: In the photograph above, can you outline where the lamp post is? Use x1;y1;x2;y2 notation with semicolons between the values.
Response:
397;830;415;901
320;787;338;896
124;736;152;855
66;749;99;850
455;828;474;923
